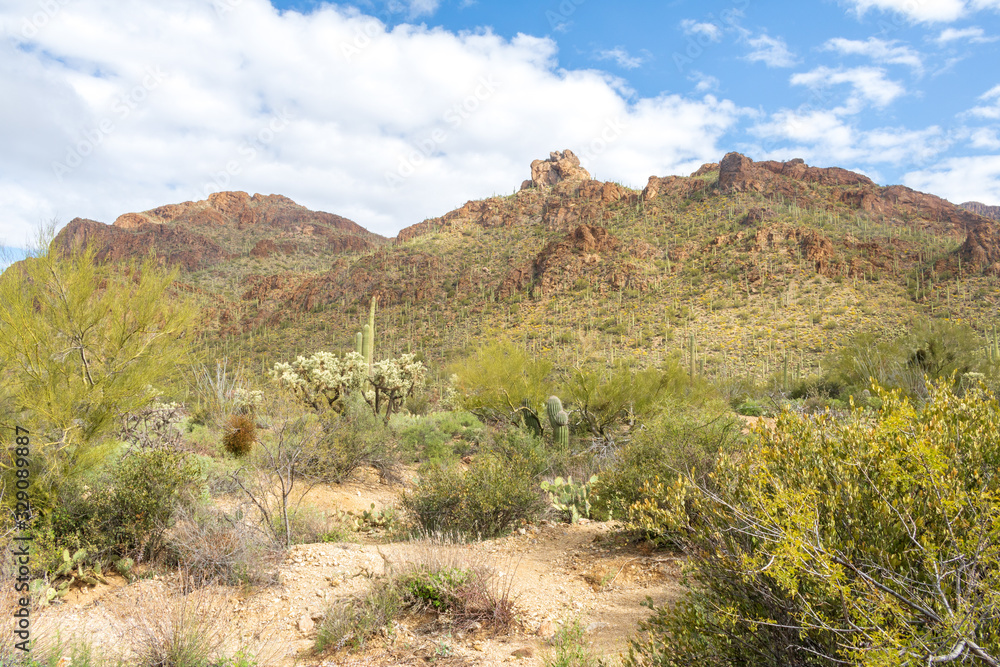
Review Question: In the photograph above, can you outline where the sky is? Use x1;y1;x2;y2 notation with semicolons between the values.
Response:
1;0;999;247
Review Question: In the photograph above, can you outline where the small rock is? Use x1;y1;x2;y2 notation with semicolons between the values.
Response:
310;610;325;621
536;620;555;638
297;615;314;633
511;647;534;659
472;641;485;652
586;621;610;633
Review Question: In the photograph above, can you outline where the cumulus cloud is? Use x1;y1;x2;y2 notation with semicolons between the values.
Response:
689;70;720;92
744;34;797;67
843;0;1000;23
750;108;949;168
595;47;646;70
822;37;924;72
0;0;746;240
969;127;1000;149
935;26;999;42
680;19;722;42
904;155;1000;204
790;66;906;112
967;83;1000;119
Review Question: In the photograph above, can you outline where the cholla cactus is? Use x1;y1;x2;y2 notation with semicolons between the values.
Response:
272;350;425;421
271;351;367;411
367;353;427;421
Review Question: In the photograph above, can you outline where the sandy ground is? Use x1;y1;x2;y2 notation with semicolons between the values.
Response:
28;470;685;666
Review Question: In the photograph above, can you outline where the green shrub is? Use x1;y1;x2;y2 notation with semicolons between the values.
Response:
627;381;1000;666
395;410;485;464
591;405;741;539
544;618;605;667
318;393;401;483
40;448;203;568
403;449;545;538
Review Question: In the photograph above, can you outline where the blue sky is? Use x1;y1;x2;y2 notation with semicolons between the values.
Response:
1;0;998;244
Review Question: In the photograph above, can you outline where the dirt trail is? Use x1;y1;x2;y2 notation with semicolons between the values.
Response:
34;474;685;666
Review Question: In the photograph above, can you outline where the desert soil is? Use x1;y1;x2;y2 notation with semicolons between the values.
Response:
32;470;685;666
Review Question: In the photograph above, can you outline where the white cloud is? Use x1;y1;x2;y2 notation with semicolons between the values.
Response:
904;155;1000;204
680;19;722;42
935;26;999;42
595;47;646;70
969;83;1000;118
750;109;949;167
970;127;1000;149
744;34;797;67
689;70;720;92
844;0;1000;23
388;0;442;19
790;66;906;112
822;37;924;71
0;0;746;240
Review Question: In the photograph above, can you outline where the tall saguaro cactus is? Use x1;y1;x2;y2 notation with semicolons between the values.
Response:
547;395;569;448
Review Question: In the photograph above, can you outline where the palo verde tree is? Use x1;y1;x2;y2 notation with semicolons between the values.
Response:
0;239;197;502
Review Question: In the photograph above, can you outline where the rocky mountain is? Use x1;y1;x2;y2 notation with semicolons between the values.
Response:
44;150;1000;379
962;201;1000;221
54;191;384;271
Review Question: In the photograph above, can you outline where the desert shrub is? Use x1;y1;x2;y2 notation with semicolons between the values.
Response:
403;448;545;538
449;341;554;424
167;505;281;588
627;381;1000;666
318;393;401;483
223;413;257;457
315;579;405;652
395;410;485;464
41;448;203;568
544;618;605;667
316;542;519;655
591;405;742;540
827;317;989;400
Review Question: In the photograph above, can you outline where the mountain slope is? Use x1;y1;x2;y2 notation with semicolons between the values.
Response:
46;151;1000;383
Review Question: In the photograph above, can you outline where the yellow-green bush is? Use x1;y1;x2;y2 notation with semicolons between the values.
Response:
627;381;1000;666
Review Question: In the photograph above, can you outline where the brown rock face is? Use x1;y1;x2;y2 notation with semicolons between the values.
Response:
55;218;227;271
960;220;1000;273
499;224;656;298
52;191;382;270
524;150;591;189
961;201;1000;221
718;153;874;194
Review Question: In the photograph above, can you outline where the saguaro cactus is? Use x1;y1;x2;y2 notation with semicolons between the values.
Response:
546;395;569;447
355;331;363;356
520;398;542;437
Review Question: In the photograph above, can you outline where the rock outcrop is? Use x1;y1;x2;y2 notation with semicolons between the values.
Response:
962;201;1000;221
53;192;382;269
522;150;591;189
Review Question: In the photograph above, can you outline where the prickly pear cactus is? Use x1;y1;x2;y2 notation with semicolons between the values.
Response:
546;396;569;447
540;474;598;523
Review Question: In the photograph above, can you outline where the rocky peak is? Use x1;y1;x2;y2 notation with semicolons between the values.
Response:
521;150;591;190
962;201;1000;221
718;152;874;193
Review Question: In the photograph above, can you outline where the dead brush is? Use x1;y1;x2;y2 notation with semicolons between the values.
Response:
388;531;523;634
167;505;283;590
112;580;279;667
